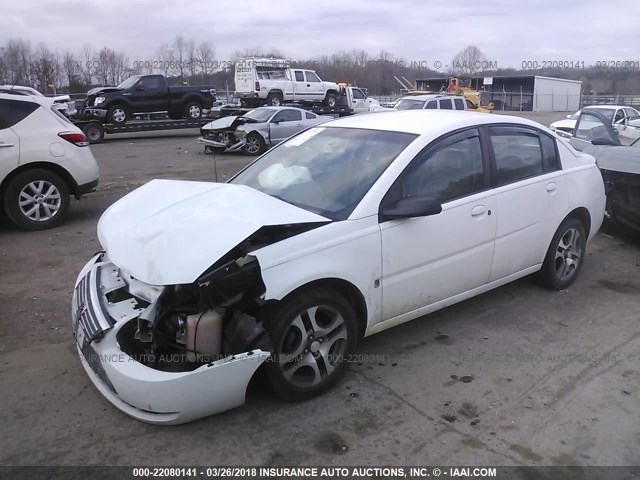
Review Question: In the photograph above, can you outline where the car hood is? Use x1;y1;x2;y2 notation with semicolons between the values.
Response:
593;147;640;175
550;119;576;129
97;180;328;286
87;86;121;96
202;115;239;130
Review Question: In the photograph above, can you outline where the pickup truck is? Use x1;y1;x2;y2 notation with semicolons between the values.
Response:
83;74;216;125
234;57;340;108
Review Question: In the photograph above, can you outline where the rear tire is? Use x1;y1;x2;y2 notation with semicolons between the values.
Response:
323;93;337;107
538;217;586;290
184;102;203;120
3;169;70;230
81;122;104;144
263;287;358;402
266;93;283;107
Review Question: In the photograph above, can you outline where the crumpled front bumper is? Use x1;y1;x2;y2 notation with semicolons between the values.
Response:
196;136;246;151
71;253;270;425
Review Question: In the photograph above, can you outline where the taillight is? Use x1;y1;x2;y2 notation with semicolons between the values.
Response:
58;131;89;147
255;81;260;91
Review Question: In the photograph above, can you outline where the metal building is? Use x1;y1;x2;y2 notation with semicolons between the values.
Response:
415;75;582;112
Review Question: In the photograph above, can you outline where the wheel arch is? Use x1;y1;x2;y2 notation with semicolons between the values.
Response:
266;277;368;339
564;206;592;237
267;89;284;96
0;162;78;199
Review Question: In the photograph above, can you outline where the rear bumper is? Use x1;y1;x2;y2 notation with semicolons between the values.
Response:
75;178;99;197
71;254;270;425
236;92;260;99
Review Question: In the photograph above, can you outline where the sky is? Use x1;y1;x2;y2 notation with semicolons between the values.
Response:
3;0;640;70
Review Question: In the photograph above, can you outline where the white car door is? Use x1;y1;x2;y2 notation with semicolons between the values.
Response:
616;107;640;144
379;128;497;320
350;88;368;113
488;126;569;281
570;110;620;152
304;71;325;103
0;99;25;182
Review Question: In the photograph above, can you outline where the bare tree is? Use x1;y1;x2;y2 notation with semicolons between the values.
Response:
173;35;186;79
186;39;197;79
156;43;174;77
197;41;215;80
63;51;81;89
451;45;486;76
80;44;95;85
31;44;57;93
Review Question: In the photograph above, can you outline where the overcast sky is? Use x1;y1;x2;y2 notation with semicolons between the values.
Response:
4;0;639;70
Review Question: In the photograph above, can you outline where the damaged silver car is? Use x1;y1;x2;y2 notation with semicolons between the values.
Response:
196;106;330;155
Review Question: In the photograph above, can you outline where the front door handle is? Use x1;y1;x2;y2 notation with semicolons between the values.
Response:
471;205;486;216
547;182;557;192
0;143;15;148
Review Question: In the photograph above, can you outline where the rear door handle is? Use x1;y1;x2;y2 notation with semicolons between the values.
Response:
546;182;557;192
0;143;15;148
471;205;486;216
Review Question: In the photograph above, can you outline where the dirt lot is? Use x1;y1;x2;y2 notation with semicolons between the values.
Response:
1;113;639;467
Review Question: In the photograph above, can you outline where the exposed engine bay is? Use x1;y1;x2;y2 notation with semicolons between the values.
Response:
100;223;325;373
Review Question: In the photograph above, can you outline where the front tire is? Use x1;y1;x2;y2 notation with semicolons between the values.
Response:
538;217;587;290
107;105;128;125
3;169;70;230
263;287;358;401
243;132;265;155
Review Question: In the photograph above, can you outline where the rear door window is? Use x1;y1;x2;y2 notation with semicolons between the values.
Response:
0;99;39;129
439;99;453;110
454;98;465;110
490;127;545;185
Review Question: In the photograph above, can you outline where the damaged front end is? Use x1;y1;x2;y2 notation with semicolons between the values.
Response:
196;116;248;152
602;170;640;232
72;250;271;425
72;220;327;424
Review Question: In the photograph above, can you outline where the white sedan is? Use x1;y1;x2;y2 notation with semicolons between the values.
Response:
72;110;606;424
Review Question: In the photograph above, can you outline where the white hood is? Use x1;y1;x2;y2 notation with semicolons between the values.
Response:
97;180;328;285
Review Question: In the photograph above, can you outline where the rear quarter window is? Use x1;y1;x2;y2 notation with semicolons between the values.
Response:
0;99;39;129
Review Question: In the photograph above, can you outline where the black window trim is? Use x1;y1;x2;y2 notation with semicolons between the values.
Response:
379;126;492;220
483;124;562;188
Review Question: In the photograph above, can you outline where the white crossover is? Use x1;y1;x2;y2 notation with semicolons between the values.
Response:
72;110;606;424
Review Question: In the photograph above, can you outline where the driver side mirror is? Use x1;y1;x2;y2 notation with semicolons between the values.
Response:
135;84;145;91
380;197;442;221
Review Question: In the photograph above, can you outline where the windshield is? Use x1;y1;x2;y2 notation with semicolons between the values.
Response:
585;107;615;122
242;108;277;123
117;76;142;89
231;127;417;220
394;99;426;110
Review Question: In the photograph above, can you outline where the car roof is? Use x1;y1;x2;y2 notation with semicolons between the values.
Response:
255;106;315;113
323;110;551;136
399;94;452;100
584;105;633;110
0;92;53;106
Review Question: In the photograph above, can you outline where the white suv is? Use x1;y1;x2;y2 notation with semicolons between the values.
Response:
0;93;100;230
